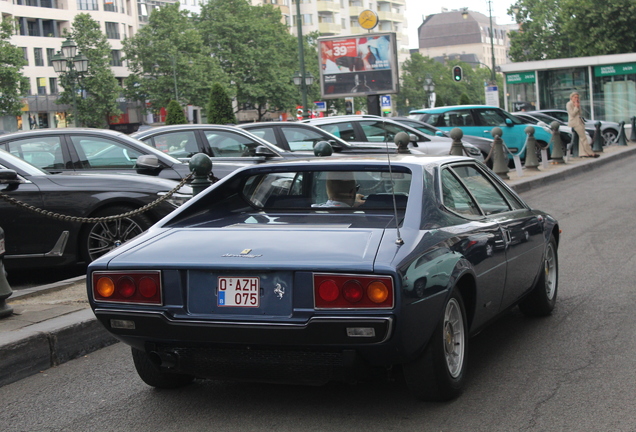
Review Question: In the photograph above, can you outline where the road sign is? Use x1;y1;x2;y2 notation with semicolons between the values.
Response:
314;101;326;112
381;95;391;108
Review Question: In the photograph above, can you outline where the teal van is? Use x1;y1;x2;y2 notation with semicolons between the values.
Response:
409;105;553;160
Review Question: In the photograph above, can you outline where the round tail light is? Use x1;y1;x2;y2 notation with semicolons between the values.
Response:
342;280;363;303
138;277;158;298
318;279;339;302
367;281;389;303
117;277;136;298
96;277;115;298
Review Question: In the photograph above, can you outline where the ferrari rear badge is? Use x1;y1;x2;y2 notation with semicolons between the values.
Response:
274;283;285;300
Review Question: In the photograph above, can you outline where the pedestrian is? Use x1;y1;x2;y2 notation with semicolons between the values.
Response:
566;92;598;158
29;115;36;130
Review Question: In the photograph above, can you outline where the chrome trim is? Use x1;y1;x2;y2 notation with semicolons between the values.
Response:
5;231;69;259
93;309;394;344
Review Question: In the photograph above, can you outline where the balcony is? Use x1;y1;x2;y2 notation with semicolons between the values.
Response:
377;11;403;23
318;22;341;35
349;6;365;17
317;0;340;13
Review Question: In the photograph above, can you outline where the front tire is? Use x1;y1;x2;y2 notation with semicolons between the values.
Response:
403;288;468;401
519;234;558;316
80;206;154;263
131;348;195;389
602;129;617;146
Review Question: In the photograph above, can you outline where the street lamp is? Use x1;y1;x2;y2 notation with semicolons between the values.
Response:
293;70;315;117
461;3;497;84
51;37;89;127
423;74;436;108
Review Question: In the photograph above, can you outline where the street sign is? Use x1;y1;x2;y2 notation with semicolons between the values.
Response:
381;95;391;108
314;101;327;112
485;85;499;108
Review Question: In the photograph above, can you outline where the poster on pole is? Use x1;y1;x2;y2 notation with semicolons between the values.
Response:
318;32;399;99
485;85;500;107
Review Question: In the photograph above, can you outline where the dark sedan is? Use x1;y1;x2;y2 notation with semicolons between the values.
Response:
87;155;559;401
0;128;192;181
0;148;192;270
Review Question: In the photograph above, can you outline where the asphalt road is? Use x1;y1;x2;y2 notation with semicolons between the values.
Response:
1;156;636;431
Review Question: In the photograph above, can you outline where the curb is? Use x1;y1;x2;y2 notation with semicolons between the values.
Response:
0;309;117;387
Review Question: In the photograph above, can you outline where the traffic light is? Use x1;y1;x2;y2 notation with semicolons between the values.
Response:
453;66;463;82
345;100;353;115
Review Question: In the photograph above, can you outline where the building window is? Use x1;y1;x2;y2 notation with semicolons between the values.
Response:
21;47;29;65
37;77;47;95
77;0;98;10
47;48;55;66
34;48;44;66
110;50;123;66
49;77;58;94
105;22;120;39
104;0;117;12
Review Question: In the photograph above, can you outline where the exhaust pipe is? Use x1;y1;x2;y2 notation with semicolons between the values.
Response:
148;351;178;369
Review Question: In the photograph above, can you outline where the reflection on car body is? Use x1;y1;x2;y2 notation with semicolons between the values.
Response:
87;155;559;402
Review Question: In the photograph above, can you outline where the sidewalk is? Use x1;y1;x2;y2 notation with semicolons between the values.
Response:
2;142;636;387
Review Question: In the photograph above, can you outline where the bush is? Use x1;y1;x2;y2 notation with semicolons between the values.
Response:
206;83;236;125
165;100;188;125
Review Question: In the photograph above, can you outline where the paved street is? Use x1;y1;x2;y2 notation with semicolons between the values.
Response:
1;151;636;431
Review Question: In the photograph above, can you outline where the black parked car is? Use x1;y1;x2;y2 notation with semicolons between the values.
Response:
0;128;192;182
0;148;192;270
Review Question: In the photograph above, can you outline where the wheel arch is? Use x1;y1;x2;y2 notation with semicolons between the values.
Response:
454;271;477;331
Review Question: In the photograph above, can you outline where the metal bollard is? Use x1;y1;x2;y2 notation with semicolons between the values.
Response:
0;226;13;319
188;153;213;196
571;130;579;157
616;120;628;146
591;121;604;153
491;127;509;179
631;116;636;142
549;121;565;164
449;128;465;156
394;132;411;154
523;126;540;170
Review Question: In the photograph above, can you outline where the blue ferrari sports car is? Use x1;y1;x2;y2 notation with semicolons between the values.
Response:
87;155;559;401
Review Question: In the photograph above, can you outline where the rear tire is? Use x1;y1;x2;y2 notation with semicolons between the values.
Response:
519;234;558;316
602;129;617;146
403;288;468;401
131;348;195;389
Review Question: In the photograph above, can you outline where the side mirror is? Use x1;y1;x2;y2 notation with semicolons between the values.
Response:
135;154;160;170
505;118;514;127
435;131;444;137
327;139;344;151
254;145;276;157
314;141;333;157
0;169;20;185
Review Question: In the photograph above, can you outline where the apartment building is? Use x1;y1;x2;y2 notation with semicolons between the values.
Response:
417;9;512;74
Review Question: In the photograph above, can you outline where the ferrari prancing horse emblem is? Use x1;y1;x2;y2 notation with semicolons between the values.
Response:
274;283;285;300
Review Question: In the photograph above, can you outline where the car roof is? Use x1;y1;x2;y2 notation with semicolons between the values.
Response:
409;105;499;114
131;123;243;138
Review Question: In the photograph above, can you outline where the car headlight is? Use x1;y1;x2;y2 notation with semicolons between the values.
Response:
158;191;192;208
465;147;481;156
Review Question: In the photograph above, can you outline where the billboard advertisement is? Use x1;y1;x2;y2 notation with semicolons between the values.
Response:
318;32;398;99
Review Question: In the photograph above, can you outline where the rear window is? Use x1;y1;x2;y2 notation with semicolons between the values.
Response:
242;169;412;211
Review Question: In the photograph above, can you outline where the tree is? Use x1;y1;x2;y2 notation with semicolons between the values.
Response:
508;0;636;62
197;0;300;121
56;14;121;128
0;18;29;115
123;3;225;112
207;83;236;124
165;100;188;125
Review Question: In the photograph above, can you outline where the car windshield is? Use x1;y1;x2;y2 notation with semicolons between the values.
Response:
165;167;413;228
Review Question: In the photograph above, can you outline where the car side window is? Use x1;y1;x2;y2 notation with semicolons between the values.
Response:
204;131;259;157
318;122;356;141
248;127;278;146
359;121;410;143
144;131;199;159
451;165;512;214
69;136;144;169
0;136;63;170
475;109;508;127
441;169;481;216
281;127;326;151
442;110;474;127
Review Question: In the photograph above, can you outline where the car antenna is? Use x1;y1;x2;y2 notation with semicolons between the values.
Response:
387;130;409;246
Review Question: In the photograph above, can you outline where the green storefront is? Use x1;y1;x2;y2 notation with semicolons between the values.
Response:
500;53;636;122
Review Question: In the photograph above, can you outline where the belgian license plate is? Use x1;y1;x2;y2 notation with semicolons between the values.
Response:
218;277;260;307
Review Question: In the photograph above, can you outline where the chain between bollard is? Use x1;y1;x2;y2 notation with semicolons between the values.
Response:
0;172;193;224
